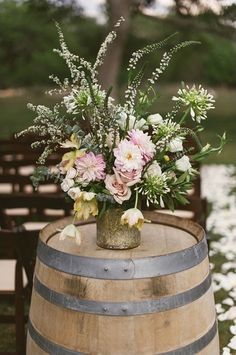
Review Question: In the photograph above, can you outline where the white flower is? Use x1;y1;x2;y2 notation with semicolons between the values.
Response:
168;137;183;153
59;224;81;245
175;155;191;172
61;178;74;192
114;139;144;172
144;161;162;178
121;208;145;231
117;113;147;131
66;167;77;179
147;113;163;126
172;85;215;123
68;187;81;200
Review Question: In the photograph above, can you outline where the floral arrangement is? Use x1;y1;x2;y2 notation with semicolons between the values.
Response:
18;18;225;244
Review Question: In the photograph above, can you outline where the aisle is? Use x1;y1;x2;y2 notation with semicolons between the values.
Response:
202;165;236;354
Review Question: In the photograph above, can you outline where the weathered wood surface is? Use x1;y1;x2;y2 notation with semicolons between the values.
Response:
27;212;219;355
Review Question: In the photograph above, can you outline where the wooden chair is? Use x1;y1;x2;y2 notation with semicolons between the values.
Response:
0;193;72;353
0;228;38;355
0;193;72;228
0;174;59;194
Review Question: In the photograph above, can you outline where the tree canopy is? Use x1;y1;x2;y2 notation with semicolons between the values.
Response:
0;0;235;88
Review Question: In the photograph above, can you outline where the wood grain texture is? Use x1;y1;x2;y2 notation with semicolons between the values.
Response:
27;213;219;355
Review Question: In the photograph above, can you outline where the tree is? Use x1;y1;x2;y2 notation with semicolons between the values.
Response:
98;0;236;95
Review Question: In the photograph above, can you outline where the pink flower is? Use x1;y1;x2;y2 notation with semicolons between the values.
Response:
75;152;106;184
105;169;131;204
114;139;144;172
128;129;155;163
117;169;141;186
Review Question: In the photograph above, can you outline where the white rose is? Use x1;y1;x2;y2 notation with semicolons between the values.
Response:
144;161;162;178
61;178;74;192
68;187;81;200
66;167;77;179
147;113;163;126
175;155;191;172
168;137;183;153
59;224;81;245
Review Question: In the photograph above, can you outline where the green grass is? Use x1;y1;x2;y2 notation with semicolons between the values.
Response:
0;85;235;163
0;301;16;352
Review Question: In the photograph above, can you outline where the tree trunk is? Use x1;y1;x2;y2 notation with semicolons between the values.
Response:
98;0;133;100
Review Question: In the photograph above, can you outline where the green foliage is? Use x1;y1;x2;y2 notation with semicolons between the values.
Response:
0;2;236;88
0;0;104;88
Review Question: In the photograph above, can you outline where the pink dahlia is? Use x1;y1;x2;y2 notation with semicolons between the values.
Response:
114;139;144;172
75;152;106;184
128;129;155;163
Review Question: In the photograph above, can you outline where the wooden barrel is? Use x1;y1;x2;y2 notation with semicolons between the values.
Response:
27;212;219;355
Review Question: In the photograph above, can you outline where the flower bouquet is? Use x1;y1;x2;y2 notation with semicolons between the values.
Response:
18;18;225;249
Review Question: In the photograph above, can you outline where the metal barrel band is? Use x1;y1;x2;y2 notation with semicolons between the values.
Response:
34;273;212;316
160;320;218;355
28;318;217;355
37;237;208;280
28;320;88;355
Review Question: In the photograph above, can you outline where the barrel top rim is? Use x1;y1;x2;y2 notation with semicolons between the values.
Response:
39;212;205;261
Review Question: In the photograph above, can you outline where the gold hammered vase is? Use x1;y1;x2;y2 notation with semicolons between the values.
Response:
96;208;141;250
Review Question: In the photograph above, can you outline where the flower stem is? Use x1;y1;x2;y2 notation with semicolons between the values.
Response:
179;108;190;125
72;212;77;224
134;190;139;209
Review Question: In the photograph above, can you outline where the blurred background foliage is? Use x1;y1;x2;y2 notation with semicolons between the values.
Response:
0;0;236;88
0;0;236;163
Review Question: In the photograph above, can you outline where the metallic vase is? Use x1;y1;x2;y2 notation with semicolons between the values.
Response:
96;208;141;250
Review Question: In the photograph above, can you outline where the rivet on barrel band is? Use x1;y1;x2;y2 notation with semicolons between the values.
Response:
33;273;212;316
37;236;208;280
28;318;217;355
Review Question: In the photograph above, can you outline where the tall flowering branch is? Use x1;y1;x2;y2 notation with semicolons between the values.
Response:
147;41;200;87
127;32;177;72
93;17;125;72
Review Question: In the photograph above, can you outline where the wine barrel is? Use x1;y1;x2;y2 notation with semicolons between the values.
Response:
27;212;219;355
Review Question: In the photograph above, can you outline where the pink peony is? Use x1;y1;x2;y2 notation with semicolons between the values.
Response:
105;169;131;204
128;129;156;163
114;139;144;172
117;168;141;186
75;152;106;184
